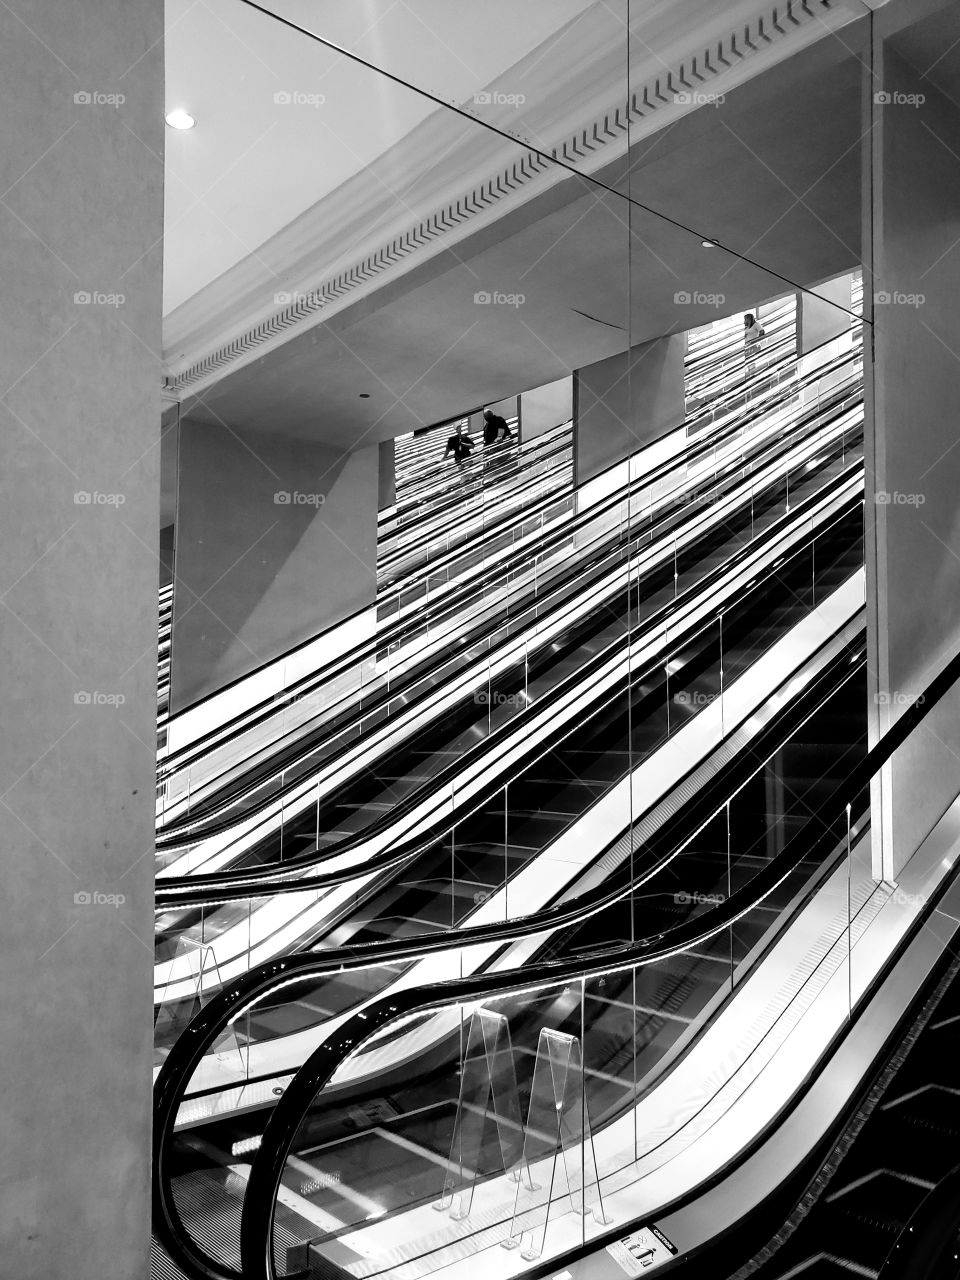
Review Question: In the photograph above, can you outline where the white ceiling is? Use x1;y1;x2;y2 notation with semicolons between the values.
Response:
163;0;595;314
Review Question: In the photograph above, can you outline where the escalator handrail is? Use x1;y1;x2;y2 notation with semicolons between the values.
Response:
231;631;960;1280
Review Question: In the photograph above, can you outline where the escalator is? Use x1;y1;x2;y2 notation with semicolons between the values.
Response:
156;303;821;841
150;633;960;1280
152;569;870;1278
153;418;864;1013
228;645;960;1280
156;356;863;891
150;304;894;1280
740;952;960;1278
152;482;863;1035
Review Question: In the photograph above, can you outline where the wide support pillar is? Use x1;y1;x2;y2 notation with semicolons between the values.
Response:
865;18;960;880
0;2;163;1276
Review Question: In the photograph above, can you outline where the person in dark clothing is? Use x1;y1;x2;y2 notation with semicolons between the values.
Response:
482;409;513;445
443;426;475;464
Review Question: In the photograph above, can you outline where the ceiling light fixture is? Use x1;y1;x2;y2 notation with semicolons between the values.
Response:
701;239;717;248
166;109;197;130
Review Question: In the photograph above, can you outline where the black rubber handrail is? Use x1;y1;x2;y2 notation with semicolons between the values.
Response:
155;445;862;899
231;634;960;1280
152;627;865;1280
157;380;863;852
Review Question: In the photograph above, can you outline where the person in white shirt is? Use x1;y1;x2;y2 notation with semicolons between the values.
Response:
743;312;765;349
743;311;766;384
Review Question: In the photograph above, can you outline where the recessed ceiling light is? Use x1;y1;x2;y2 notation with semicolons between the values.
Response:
166;109;197;130
701;239;717;248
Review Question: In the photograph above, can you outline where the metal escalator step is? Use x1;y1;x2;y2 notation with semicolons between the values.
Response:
768;1253;878;1279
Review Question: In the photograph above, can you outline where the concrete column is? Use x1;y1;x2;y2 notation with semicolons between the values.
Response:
171;421;379;711
378;437;396;511
866;39;960;879
574;334;685;485
520;375;573;442
797;274;853;355
0;2;162;1276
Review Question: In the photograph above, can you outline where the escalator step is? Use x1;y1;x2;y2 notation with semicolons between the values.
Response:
768;1253;879;1278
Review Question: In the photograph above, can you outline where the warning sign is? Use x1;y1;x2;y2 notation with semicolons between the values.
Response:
605;1224;678;1274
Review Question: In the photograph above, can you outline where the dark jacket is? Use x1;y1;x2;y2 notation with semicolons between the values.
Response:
483;413;511;445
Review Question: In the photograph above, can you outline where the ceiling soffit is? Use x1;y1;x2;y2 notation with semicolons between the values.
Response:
164;0;860;397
